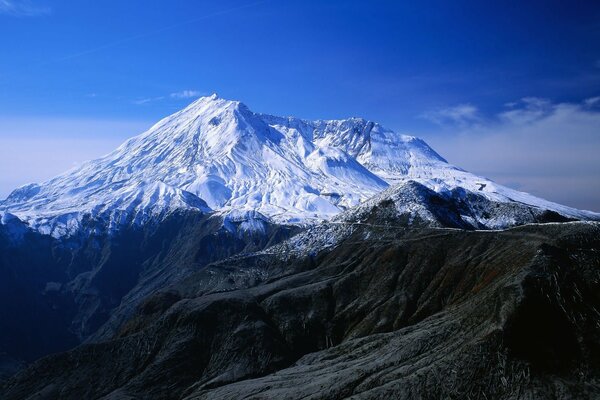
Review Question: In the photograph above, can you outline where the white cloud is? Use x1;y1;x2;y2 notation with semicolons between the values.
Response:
422;97;600;211
0;0;49;16
421;104;479;126
170;90;203;99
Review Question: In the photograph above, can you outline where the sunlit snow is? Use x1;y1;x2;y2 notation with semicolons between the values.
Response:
0;94;597;237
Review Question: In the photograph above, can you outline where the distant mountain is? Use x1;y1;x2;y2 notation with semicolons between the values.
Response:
1;94;597;238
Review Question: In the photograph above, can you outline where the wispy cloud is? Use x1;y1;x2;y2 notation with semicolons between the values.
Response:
422;97;600;211
0;0;50;16
170;90;203;99
584;96;600;107
421;104;480;127
499;97;553;124
133;90;203;105
133;96;165;105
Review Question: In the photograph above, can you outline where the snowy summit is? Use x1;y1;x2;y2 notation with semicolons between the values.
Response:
0;94;597;237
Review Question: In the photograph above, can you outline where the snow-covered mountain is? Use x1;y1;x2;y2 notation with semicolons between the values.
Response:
1;94;597;237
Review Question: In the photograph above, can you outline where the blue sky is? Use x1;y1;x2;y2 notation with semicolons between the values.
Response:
1;0;599;210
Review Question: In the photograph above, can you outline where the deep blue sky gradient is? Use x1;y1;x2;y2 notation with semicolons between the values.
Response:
1;0;599;210
1;0;598;127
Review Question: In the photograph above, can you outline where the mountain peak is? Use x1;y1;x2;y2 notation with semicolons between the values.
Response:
184;93;239;110
1;96;597;237
192;92;219;102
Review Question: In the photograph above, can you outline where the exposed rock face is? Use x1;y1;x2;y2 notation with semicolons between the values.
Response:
336;180;577;229
3;221;599;399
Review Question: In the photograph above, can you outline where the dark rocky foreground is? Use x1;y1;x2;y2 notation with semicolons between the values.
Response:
2;221;600;399
0;211;298;377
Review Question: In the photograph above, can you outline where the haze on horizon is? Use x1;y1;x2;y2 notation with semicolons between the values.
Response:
0;0;599;211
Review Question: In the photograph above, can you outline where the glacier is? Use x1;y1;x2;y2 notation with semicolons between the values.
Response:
1;93;598;237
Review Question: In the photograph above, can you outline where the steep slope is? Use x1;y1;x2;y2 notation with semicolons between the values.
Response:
1;94;597;238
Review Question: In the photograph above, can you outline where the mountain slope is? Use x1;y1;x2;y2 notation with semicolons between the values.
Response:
1;94;597;237
3;221;599;399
